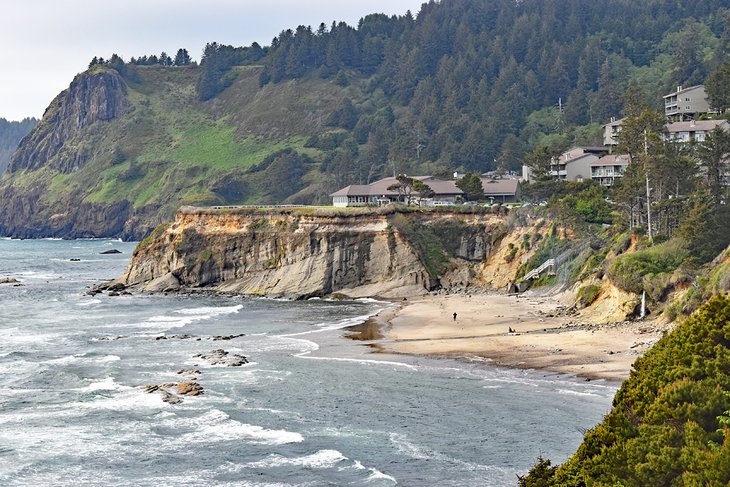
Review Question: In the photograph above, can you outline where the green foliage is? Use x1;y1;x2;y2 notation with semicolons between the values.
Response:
678;186;730;264
576;284;602;308
607;238;689;294
528;294;730;486
389;213;453;280
456;173;484;201
555;184;613;226
705;61;730;112
0;117;38;174
505;243;518;263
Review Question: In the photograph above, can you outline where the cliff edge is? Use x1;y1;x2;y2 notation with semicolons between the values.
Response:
115;207;511;299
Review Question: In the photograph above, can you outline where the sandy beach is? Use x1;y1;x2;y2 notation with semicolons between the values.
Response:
370;292;667;381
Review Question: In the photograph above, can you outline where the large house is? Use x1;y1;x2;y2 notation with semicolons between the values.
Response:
602;117;625;147
663;85;710;121
664;119;730;143
591;154;631;186
522;146;615;183
331;176;520;207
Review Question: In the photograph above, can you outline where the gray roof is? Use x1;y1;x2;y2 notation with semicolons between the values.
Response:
593;154;631;167
331;176;519;198
663;85;704;98
480;178;520;196
666;120;730;133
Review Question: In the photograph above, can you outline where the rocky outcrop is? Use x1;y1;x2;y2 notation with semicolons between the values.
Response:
8;67;129;174
0;67;143;239
115;207;508;299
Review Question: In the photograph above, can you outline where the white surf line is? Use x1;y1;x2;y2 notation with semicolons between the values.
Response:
278;306;418;370
293;350;418;370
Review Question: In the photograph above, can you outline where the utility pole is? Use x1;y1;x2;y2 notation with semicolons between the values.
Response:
643;130;653;245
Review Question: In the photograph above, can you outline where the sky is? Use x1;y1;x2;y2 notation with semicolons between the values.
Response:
0;0;425;121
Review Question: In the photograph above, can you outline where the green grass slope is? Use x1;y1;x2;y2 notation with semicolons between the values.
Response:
0;65;366;237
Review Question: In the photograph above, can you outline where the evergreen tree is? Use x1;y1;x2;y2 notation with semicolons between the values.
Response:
173;48;192;66
705;61;730;113
456;173;484;201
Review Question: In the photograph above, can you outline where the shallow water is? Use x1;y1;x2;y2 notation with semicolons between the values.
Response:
0;239;615;486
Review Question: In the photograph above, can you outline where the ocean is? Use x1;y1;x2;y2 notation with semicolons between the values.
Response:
0;238;615;486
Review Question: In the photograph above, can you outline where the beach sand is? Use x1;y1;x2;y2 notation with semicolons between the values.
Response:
373;293;666;381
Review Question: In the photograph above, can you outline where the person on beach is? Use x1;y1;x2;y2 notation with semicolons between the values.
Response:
508;326;514;333
453;312;457;321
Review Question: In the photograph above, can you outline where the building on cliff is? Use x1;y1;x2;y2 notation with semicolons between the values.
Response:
331;176;520;207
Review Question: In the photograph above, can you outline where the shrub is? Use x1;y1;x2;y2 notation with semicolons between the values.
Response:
607;238;689;294
576;284;601;308
505;243;518;263
524;294;730;485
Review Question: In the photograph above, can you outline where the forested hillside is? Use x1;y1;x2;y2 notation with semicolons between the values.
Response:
0;118;37;174
0;0;728;238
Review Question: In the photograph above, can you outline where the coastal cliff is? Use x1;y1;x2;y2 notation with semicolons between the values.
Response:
116;207;510;298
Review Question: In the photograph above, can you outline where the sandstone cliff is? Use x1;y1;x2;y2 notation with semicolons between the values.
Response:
116;207;512;299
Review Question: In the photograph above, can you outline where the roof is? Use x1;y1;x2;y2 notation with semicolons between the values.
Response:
330;176;461;198
602;117;625;128
553;153;598;166
663;85;704;98
331;175;520;198
480;178;519;196
593;154;631;167
666;120;730;133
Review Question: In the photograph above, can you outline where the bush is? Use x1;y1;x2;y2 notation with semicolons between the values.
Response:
607;238;689;295
524;294;730;485
576;284;601;308
505;243;518;263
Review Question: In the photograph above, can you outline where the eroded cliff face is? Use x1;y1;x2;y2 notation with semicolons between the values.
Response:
118;208;509;298
0;68;136;238
8;68;129;174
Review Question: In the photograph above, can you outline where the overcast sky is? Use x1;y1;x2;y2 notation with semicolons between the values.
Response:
0;0;425;121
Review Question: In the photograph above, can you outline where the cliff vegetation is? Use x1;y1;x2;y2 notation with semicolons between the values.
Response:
1;0;728;238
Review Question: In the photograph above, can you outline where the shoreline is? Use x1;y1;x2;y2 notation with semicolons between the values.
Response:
362;292;666;382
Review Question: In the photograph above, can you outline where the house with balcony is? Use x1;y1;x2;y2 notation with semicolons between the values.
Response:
663;85;710;121
664;119;730;143
522;146;608;183
590;154;630;186
602;117;625;147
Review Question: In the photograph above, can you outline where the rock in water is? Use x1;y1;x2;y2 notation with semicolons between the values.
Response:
176;381;204;396
194;349;249;367
100;249;122;254
160;390;182;404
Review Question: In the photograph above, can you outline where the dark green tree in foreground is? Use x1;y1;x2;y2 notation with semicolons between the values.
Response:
456;173;484;201
521;293;730;486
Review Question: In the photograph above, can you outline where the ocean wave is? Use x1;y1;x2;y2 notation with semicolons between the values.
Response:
120;304;245;331
245;449;346;469
294;352;418;370
77;377;130;392
557;388;601;397
173;304;244;316
76;299;102;306
172;409;304;445
389;432;506;473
